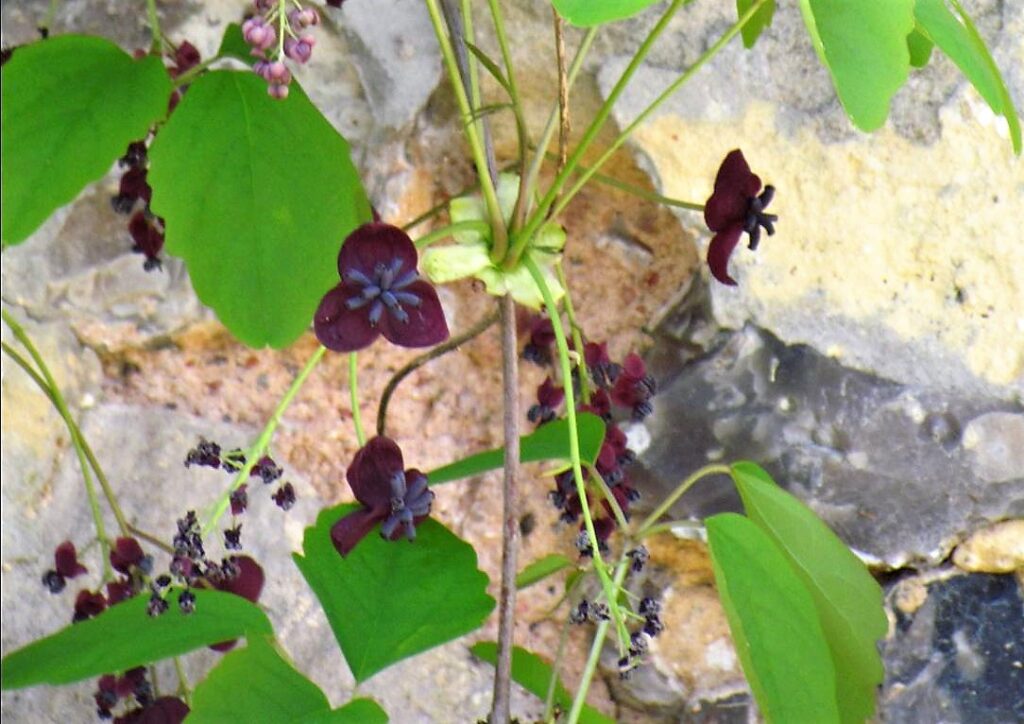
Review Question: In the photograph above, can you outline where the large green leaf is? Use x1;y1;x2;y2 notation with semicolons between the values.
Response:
187;636;331;723
706;514;839;723
797;0;915;131
737;0;777;49
516;553;574;590
1;35;171;246
293;504;494;683
914;0;1021;154
298;699;388;723
470;643;614;724
730;462;886;723
551;0;661;27
427;413;605;485
1;590;272;690
148;70;372;348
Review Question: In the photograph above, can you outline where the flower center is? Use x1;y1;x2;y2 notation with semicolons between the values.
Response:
344;258;422;326
380;471;434;542
743;185;778;251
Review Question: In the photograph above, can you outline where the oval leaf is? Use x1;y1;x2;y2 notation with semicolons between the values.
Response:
470;643;613;724
1;589;273;690
706;513;839;723
427;413;605;485
293;504;494;683
1;35;172;246
148;70;372;348
797;0;915;131
187;636;330;723
730;462;886;724
914;0;1021;154
551;0;661;27
516;554;575;590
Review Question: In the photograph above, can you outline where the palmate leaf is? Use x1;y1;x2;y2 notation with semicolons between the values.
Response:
706;514;839;723
0;590;272;690
797;0;915;131
293;504;494;683
730;462;887;723
550;0;661;27
1;35;172;246
148;70;372;348
427;413;605;485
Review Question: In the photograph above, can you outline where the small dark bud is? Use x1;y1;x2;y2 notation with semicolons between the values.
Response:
178;589;196;614
626;546;649;573
154;574;172;588
590;602;610;622
638;597;660;617
569;600;589;624
230;484;249;515
185;440;221;469
251;455;282;484
643;615;665;638
224;525;242;550
272;482;296;511
147;594;168;617
42;570;66;594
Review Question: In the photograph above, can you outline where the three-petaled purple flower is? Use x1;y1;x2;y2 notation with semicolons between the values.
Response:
315;223;449;352
704;150;778;286
331;437;435;557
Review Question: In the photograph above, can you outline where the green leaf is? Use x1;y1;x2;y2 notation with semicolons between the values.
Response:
148;70;372;348
1;35;172;246
216;23;254;65
906;26;934;67
730;462;886;724
914;0;1021;154
187;636;331;723
551;0;661;27
737;0;776;49
1;589;272;690
516;554;574;590
797;0;915;131
427;413;605;485
706;514;839;724
470;643;614;724
297;699;389;723
465;41;513;97
293;504;494;683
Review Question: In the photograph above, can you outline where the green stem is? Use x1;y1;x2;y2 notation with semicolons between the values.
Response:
523;257;629;649
144;0;162;53
567;554;630;724
173;58;217;88
556;263;589;404
512;0;686;265
173;656;192;706
425;0;509;262
128;524;176;555
550;0;769;219
201;344;326;535
635;463;730;537
517;26;598;232
544;598;575;720
587;463;628;532
414;220;492;249
349;352;366;446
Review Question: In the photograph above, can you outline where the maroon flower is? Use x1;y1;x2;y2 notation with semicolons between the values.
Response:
331;437;434;557
704;150;777;286
110;537;144;574
209;555;265;652
314;223;449;352
106;579;134;605
54;541;88;579
610;353;656;421
114;696;189;724
73;589;108;622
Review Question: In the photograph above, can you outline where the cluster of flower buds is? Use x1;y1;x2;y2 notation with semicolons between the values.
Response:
242;0;320;98
185;440;296;520
569;598;610;624
93;667;189;722
618;596;665;679
42;538;153;623
111;140;165;272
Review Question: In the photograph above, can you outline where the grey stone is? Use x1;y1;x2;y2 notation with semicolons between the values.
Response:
635;323;1024;569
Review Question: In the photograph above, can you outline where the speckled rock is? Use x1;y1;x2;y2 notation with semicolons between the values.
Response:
953;520;1024;574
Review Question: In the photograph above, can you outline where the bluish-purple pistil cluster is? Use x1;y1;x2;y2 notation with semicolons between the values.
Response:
344;259;423;327
381;470;433;541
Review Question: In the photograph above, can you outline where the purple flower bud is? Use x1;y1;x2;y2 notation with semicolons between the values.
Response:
268;82;290;100
284;37;313;64
266;61;291;84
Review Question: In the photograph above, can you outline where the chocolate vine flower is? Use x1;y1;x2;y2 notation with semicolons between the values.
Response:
330;437;434;557
315;223;449;352
704;149;777;286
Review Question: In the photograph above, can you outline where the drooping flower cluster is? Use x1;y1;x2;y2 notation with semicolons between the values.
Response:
242;0;320;98
184;439;294;519
617;595;665;679
315;223;449;353
111;140;164;271
703;149;777;286
330;436;435;557
94;666;189;722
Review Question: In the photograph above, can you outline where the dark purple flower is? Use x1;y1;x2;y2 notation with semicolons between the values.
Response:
610;353;656;421
54;540;88;578
314;223;449;352
330;436;434;557
110;537;144;574
114;696;189;724
527;377;564;426
271;482;296;510
704;149;777;286
251;455;282;484
73;589;108;622
106;579;134;605
209;555;264;652
230;484;248;515
173;41;201;74
128;212;164;271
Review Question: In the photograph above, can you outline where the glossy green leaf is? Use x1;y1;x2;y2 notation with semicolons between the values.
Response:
298;699;389;723
730;462;886;724
551;0;661;27
706;514;839;723
914;0;1021;154
187;636;330;723
797;0;915;131
516;554;574;590
427;413;605;485
906;27;934;67
1;590;272;690
471;643;614;724
216;23;253;65
1;35;172;246
293;504;494;683
148;70;372;348
737;0;776;49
